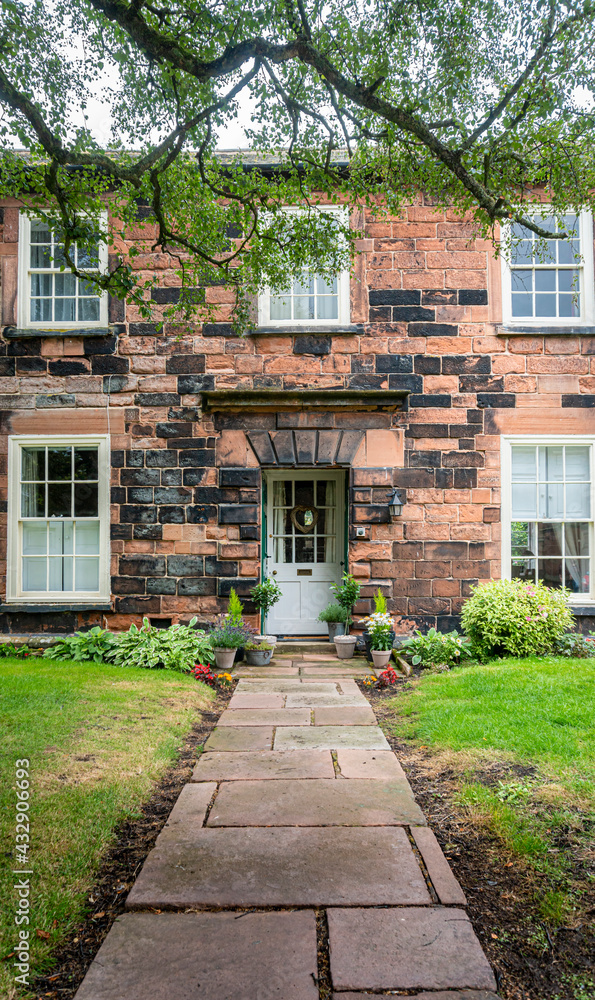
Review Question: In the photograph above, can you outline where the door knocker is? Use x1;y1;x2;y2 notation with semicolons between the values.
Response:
290;505;319;534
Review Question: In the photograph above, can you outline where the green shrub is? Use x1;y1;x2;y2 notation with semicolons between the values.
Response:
43;626;118;663
401;627;469;668
110;618;215;672
226;588;244;624
552;632;595;658
330;573;361;630
250;578;282;614
317;603;349;623
461;579;574;659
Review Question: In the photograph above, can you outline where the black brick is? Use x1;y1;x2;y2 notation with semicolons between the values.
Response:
120;555;165;576
562;395;595;407
145;450;178;468
240;526;260;541
165;355;206;374
477;393;516;408
133;524;163;539
111;487;126;504
16;357;44;374
351;356;375;374
467;409;484;424
178;374;215;395
408;323;458;337
369;290;420;306
111;450;125;468
178;578;216;596
91;355;129;375
388;373;424;391
187;505;217;523
395;469;436;488
129;323;160;336
293;336;331;355
449;424;481;438
348;374;390;389
161;469;182;486
459;375;504;392
406;424;450;438
253;375;283;389
158;506;186;523
83;335;118;355
408;451;441;468
205;556;238;577
120;505;158;523
219;504;258;524
459;289;488;305
111;576;146;595
154;487;192;504
409;394;452;408
36;393;76;407
104;375;129;393
202;324;235;337
182;469;208;486
218;578;258;597
414;355;440;374
147;578;177;595
369;306;391;322
194;487;225;503
152;287;204;304
220;468;261;487
442;355;491;375
111;524;132;540
168;406;199;421
167;555;204;576
435;469;453;488
421;289;457;306
127;487;153;503
179;449;216;467
156;422;192;438
375;355;413;374
126;451;144;467
121;469;161;487
454;468;477;489
392;306;435;322
135;393;180;407
442;452;484;468
115;596;161;613
7;338;42;356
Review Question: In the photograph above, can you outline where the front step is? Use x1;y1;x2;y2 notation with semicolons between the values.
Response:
274;640;335;655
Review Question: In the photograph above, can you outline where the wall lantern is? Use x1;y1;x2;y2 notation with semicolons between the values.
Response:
388;488;406;519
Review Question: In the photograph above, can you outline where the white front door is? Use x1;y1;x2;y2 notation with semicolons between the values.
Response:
264;470;345;635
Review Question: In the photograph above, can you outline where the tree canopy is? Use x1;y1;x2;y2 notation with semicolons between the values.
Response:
0;0;594;324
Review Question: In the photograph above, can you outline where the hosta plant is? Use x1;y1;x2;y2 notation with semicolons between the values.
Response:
461;579;573;659
43;626;118;664
401;627;468;669
111;618;215;672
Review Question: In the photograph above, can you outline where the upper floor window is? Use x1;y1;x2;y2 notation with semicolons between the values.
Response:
7;436;110;602
258;207;350;327
17;213;108;329
501;209;594;327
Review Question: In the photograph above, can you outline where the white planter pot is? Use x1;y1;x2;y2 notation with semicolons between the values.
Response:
371;649;392;670
334;635;357;659
213;648;237;671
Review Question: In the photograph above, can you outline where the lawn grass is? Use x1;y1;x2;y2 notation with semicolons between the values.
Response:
383;657;595;925
0;656;214;998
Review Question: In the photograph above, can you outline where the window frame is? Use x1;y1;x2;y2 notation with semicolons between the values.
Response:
17;211;109;330
500;208;595;328
501;434;595;603
258;206;351;328
7;435;111;604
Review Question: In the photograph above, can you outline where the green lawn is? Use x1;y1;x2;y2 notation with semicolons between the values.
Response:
384;657;595;924
0;657;214;999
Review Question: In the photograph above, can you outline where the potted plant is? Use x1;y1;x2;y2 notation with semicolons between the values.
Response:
330;573;361;658
225;587;251;662
209;621;252;671
244;640;274;666
249;578;282;634
317;602;349;641
362;590;395;661
360;609;395;670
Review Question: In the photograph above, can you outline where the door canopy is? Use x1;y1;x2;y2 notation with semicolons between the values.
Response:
247;430;364;467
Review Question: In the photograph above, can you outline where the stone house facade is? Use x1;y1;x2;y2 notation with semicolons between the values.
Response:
1;191;595;636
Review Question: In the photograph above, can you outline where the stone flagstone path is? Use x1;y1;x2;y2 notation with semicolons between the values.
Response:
74;655;499;1000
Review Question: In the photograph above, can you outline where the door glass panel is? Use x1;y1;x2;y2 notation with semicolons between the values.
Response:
273;536;293;563
317;536;336;562
317;480;336;505
295;536;315;562
295;481;314;506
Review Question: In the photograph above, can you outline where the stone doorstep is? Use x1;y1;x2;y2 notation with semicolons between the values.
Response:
327;907;498;993
191;749;335;781
273;725;391;751
125;827;432;909
216;707;312;727
73;911;319;1000
206;778;426;827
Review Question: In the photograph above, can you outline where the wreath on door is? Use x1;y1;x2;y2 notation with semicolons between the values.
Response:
290;505;319;534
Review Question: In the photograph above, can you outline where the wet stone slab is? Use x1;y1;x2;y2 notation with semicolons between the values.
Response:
74;911;319;1000
191;750;335;782
327;907;497;992
207;778;425;827
313;705;377;726
274;725;390;751
217;708;311;727
126;827;431;909
336;749;409;780
203;726;273;751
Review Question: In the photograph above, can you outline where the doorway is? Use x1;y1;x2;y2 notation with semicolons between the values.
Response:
263;469;346;635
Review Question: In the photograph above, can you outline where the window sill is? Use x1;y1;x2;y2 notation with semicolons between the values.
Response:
254;324;364;336
568;604;595;615
497;325;595;336
1;603;112;613
3;327;112;339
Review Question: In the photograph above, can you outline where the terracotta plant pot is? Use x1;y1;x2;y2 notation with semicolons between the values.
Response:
245;648;273;666
334;634;357;659
327;622;346;642
371;648;392;670
213;647;237;671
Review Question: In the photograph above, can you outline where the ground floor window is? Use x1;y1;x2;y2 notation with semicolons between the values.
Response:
7;436;110;602
502;437;593;598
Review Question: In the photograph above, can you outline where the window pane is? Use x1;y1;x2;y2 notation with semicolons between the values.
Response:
535;294;556;317
48;556;73;591
21;483;45;518
559;270;580;292
31;298;52;322
538;559;563;588
558;294;580;317
293;275;314;295
295;536;315;562
22;558;47;591
31;274;52;296
74;483;98;517
22;448;45;481
511;294;533;317
511;242;533;265
75;557;99;591
293;295;314;319
317;536;335;562
511;521;536;556
49;520;73;555
75;521;100;554
55;273;77;296
78;297;100;322
512;483;537;518
77;241;101;268
22;522;47;555
48;483;72;517
273;536;292;562
538;522;562;556
30;245;52;268
535;270;556;291
538;483;564;519
511;269;533;291
539;446;564;481
566;559;589;593
512;558;534;581
74;448;98;480
565;522;590;557
54;297;76;322
511;446;536;481
566;483;590;518
295;481;314;506
48;447;71;480
269;295;291;320
273;509;291;534
316;480;336;506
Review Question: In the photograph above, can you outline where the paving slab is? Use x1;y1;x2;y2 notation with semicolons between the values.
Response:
337;749;408;780
154;784;215;843
233;666;299;676
333;993;500;1000
74;911;319;1000
203;726;273;751
192;750;335;781
412;826;467;904
126;827;431;909
301;667;371;677
207;778;425;827
327;907;497;992
285;691;368;707
236;680;337;692
274;724;390;750
217;708;311;727
227;692;285;709
313;705;376;726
